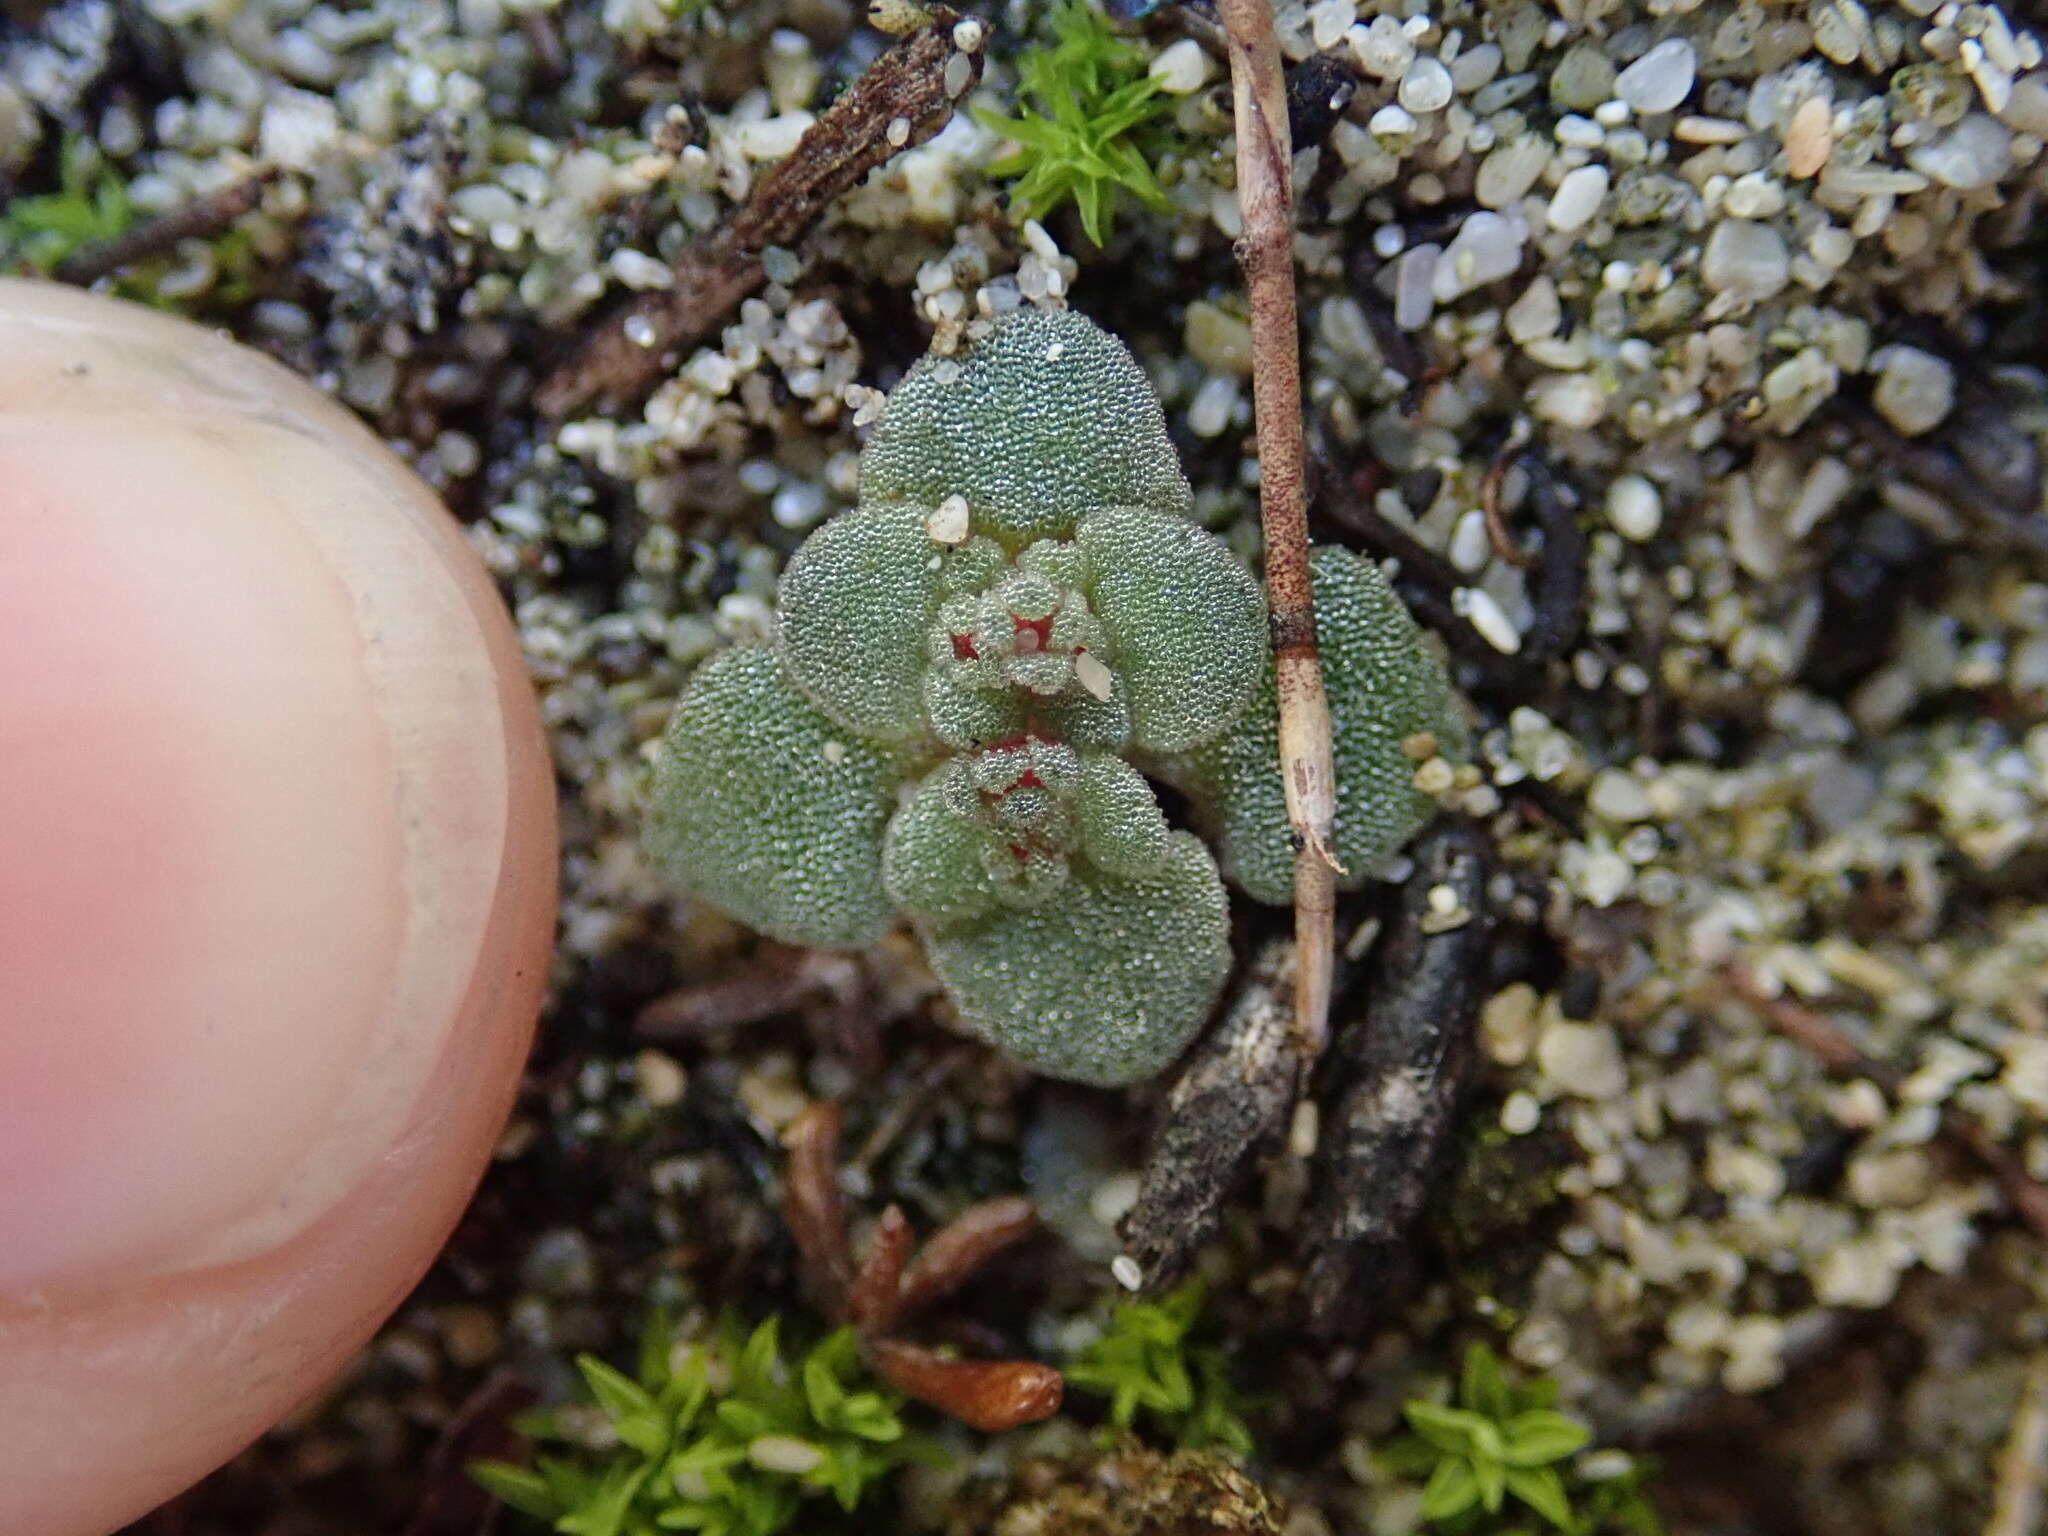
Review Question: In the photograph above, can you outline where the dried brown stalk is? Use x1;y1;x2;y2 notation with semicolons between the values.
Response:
53;167;279;288
1218;0;1339;1070
782;1100;855;1315
536;11;983;418
779;1100;1061;1432
1726;966;2048;1246
1986;1349;2048;1536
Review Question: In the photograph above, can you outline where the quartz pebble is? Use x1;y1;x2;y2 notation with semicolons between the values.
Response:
1700;218;1790;302
1394;242;1440;330
1350;15;1414;80
1605;473;1662;540
1431;211;1525;301
1538;1021;1628;1099
1399;56;1454;114
1148;37;1212;95
1476;133;1552;207
1904;112;2014;190
1529;372;1605;429
1546;164;1609;232
1505;275;1561;342
1871;345;1956;436
1614;38;1695;113
1784;95;1833;176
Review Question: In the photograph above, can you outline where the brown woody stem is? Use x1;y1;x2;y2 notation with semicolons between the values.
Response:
1218;0;1339;1069
536;12;981;418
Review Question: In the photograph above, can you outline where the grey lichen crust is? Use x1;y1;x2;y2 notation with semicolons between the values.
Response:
646;308;1465;1085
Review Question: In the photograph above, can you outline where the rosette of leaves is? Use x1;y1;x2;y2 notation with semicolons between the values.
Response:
647;307;1464;1086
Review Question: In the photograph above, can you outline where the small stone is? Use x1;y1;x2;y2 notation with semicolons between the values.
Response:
1537;1021;1628;1098
1431;210;1525;301
635;1049;687;1107
1350;14;1415;80
1074;650;1114;701
1184;300;1253;376
1394;242;1440;330
1904;112;2014;189
1187;375;1239;438
1546;164;1609;231
1700;218;1790;302
1500;1091;1542;1134
1529;372;1605;429
1149;37;1212;94
1475;133;1552;208
1399;55;1455;114
1605;473;1662;540
926;494;971;543
1308;0;1355;50
1871;345;1955;436
1505;276;1561;342
1454;585;1522;653
1589;767;1653;821
2000;72;2048;134
1549;42;1616;109
1615;38;1696;113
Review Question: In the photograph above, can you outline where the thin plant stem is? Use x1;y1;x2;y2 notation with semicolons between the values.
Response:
1217;0;1339;1070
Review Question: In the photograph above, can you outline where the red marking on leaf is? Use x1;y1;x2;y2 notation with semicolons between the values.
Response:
1012;614;1054;652
1007;844;1030;862
951;633;979;661
1016;769;1042;789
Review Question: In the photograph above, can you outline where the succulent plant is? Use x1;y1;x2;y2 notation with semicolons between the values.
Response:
647;307;1464;1086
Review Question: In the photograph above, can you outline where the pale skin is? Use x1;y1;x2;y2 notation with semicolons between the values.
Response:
0;280;559;1535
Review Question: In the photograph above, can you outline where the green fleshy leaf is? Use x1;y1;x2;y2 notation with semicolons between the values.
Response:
919;831;1230;1086
1462;1342;1515;1422
1149;544;1466;906
859;309;1191;547
646;648;907;949
1404;1402;1493;1454
881;763;1004;926
1505;1464;1576;1529
1073;753;1172;877
467;1461;566;1520
1076;504;1267;753
1501;1409;1592;1467
1420;1456;1482;1522
778;500;944;741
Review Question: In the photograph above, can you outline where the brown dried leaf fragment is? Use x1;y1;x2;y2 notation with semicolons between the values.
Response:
867;1339;1064;1433
782;1100;854;1319
896;1196;1039;1319
848;1204;914;1334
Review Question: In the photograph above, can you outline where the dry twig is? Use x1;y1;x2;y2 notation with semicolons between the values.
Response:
1218;0;1340;1072
1301;820;1494;1335
1987;1349;2048;1536
536;11;983;418
53;167;279;288
1726;966;2048;1245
